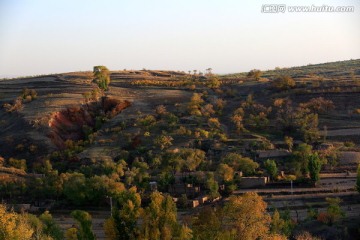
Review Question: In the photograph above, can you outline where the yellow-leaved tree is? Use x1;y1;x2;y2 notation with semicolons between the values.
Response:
0;204;33;240
224;192;271;240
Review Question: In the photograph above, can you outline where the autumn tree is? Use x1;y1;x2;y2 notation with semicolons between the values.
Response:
188;93;204;116
284;136;293;152
294;231;322;240
237;96;272;130
216;163;234;182
0;204;34;240
224;192;271;239
154;134;173;150
214;98;226;115
65;228;78;240
155;105;167;116
104;217;117;240
231;108;245;134
93;65;110;91
207;117;221;130
200;104;215;117
275;98;296;134
247;69;262;81
275;98;319;142
207;75;221;89
272;75;296;90
300;97;335;114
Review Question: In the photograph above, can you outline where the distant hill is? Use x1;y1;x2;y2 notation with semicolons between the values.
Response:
223;59;360;79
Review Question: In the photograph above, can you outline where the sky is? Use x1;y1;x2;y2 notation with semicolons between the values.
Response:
0;0;359;77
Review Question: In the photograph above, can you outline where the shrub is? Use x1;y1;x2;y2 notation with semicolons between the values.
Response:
8;158;27;171
272;75;296;90
3;97;23;112
21;88;37;101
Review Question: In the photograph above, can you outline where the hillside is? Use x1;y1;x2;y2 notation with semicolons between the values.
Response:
1;60;360;239
223;59;360;79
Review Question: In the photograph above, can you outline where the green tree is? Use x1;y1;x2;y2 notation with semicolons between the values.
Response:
222;153;259;175
324;197;345;225
296;110;319;143
308;153;322;184
61;172;87;206
25;213;45;240
140;192;178;240
270;209;296;238
164;112;179;128
8;158;27;171
137;115;157;130
39;211;64;240
264;159;278;180
177;225;192;240
192;206;223;240
356;164;360;193
113;187;142;240
292;143;313;176
206;172;220;199
271;210;285;235
93;65;110;91
180;148;205;172
125;159;150;188
71;210;96;240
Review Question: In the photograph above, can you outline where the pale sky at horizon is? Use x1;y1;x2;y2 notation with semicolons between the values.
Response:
0;0;359;77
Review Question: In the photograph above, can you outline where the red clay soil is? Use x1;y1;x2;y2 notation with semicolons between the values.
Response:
48;97;130;149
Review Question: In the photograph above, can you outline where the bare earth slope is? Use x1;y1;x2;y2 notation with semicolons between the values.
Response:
0;70;192;162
